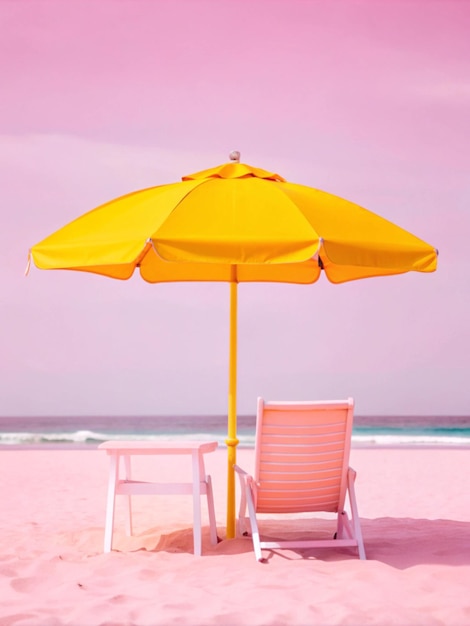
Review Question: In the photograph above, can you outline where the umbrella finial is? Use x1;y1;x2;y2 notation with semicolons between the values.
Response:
229;150;240;162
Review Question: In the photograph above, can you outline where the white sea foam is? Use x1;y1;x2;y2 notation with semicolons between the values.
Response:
352;434;470;447
1;430;469;448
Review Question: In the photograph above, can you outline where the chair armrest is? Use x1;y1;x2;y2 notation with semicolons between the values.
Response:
348;467;357;482
234;465;256;489
233;464;248;477
234;464;256;497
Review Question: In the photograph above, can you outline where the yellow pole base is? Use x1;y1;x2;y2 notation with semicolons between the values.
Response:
225;436;239;539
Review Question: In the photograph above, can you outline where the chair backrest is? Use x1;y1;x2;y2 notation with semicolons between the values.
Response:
253;397;354;514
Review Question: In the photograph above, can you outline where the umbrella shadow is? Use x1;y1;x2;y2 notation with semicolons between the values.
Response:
210;517;470;568
359;517;470;569
78;518;470;567
106;524;234;556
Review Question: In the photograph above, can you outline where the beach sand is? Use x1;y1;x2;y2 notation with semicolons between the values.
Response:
0;446;469;626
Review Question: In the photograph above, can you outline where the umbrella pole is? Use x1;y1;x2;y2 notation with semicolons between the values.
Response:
226;276;239;539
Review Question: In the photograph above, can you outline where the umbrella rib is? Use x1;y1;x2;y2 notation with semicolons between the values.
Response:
311;238;324;269
24;251;32;276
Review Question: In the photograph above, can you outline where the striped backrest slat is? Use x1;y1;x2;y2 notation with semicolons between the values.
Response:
254;398;354;514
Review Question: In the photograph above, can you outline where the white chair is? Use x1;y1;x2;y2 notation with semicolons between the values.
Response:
234;397;366;561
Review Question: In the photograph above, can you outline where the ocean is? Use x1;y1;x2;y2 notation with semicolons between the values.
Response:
0;414;470;449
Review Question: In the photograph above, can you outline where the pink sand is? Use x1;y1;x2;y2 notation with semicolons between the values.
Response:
1;446;469;625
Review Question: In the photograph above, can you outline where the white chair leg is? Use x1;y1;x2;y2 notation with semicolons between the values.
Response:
348;468;366;560
340;511;354;539
234;465;248;536
336;510;344;539
245;484;262;562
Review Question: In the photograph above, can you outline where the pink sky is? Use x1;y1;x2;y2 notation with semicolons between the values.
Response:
1;0;469;417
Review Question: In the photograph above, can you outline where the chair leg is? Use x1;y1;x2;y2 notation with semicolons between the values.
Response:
341;511;354;539
235;468;248;536
347;468;366;560
336;510;344;539
245;484;262;561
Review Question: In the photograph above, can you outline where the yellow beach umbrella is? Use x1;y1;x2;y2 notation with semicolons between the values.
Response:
29;152;438;538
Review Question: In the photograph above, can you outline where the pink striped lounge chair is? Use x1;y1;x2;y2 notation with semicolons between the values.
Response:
234;397;366;561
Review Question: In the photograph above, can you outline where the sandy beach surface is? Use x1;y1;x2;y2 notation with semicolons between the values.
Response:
1;445;469;626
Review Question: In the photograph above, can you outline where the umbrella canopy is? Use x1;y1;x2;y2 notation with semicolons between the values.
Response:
29;153;438;537
31;156;437;283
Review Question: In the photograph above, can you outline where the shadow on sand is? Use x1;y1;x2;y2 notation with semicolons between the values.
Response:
144;517;470;568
